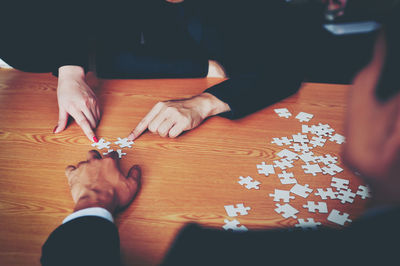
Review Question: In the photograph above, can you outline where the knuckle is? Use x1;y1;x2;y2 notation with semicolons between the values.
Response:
148;123;157;133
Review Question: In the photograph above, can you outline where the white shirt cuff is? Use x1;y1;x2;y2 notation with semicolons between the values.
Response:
62;207;114;224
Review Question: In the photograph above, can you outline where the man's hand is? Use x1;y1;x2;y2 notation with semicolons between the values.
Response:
343;31;400;205
54;66;101;142
128;93;230;140
65;150;141;214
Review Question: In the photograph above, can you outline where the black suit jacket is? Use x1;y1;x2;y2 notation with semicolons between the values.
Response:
41;207;400;266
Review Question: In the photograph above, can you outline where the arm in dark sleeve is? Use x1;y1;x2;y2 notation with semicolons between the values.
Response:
205;70;303;119
203;1;311;119
162;208;400;266
41;216;121;266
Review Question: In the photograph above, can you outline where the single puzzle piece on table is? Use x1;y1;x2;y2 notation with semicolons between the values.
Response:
289;143;312;153
302;163;322;176
322;164;343;176
303;201;328;213
316;154;338;166
274;159;294;170
91;138;111;150
275;203;299;219
331;177;349;191
310;136;327;148
274;108;292;118
290;183;313;198
238;176;261;190
315;188;338;200
292;133;309;144
277;149;299;161
295;112;314;122
278;171;297;185
313;123;335;137
222;219;248;232
302;125;317;135
295;218;321;230
271;137;292;146
299;151;317;164
257;162;275;176
114;137;134;148
102;149;114;156
116;149;127;159
329;133;346;144
337;189;356;204
356;185;372;200
269;189;295;203
327;209;352;226
224;203;251;217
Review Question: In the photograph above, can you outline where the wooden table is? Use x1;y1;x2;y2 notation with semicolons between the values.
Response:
0;69;369;266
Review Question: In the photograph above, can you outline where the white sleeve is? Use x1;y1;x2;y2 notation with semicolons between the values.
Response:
62;207;114;224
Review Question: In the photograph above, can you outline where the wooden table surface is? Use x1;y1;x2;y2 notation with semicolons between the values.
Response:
0;69;369;266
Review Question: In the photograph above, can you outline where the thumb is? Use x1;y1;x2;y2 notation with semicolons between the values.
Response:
54;108;69;133
117;165;142;209
127;165;141;182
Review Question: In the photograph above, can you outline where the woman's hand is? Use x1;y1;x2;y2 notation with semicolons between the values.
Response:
54;66;101;142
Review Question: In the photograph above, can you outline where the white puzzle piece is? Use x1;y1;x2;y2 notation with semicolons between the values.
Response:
290;183;313;198
295;112;314;122
356;185;372;200
257;162;275;176
322;164;343;175
269;189;295;203
299;152;317;164
238;176;261;190
274;159;294;170
315;188;338;200
316;154;338;165
331;177;349;191
91;138;111;150
271;137;292;146
337;189;356;204
295;218;321;230
327;209;352;226
278;171;297;185
275;203;299;219
302;163;322;176
223;219;248;232
274;108;292;118
329;133;346;144
277;149;299;161
224;204;251;217
310;136;327;147
292;133;309;144
114;137;134;148
303;201;328;213
289;143;312;153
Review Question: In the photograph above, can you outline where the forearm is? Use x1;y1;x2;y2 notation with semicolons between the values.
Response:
190;93;231;119
205;75;303;119
41;216;121;266
58;65;86;81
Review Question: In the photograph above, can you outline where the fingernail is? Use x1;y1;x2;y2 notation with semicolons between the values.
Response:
93;136;99;143
53;125;58;133
127;134;134;141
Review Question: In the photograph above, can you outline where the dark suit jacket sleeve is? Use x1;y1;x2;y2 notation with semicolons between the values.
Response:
202;1;312;119
41;216;121;266
162;207;400;266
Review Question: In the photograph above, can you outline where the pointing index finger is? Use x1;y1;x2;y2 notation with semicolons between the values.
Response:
70;109;97;142
128;103;164;140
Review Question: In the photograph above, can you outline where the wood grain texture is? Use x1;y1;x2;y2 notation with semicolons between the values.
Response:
0;69;370;266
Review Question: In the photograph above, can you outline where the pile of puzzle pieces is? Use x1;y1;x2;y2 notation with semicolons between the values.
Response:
222;108;371;232
91;137;134;158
